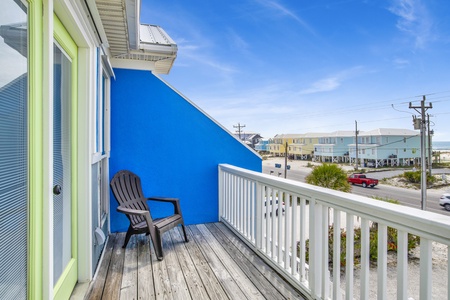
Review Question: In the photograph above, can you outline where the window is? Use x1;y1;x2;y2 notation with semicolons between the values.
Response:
0;1;28;299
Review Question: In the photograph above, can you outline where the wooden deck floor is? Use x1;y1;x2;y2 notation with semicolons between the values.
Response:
86;222;305;299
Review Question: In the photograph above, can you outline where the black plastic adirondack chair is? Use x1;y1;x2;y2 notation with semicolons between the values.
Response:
110;170;188;260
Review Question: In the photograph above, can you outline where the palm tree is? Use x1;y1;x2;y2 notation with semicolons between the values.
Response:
305;163;351;192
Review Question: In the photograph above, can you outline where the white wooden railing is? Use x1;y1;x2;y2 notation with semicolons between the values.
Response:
218;164;450;300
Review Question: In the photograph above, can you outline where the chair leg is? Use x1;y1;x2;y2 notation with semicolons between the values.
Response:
181;224;189;242
153;230;164;261
122;227;134;248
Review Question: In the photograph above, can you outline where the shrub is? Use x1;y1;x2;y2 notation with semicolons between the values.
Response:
402;170;436;185
301;225;420;269
305;164;351;192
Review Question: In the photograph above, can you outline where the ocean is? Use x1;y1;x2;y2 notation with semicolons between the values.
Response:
433;141;450;151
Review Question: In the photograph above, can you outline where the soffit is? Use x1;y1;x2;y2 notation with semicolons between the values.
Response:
95;0;129;57
94;0;177;74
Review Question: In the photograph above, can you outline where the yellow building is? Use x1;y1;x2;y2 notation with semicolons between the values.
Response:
268;133;324;159
268;134;300;157
288;133;323;160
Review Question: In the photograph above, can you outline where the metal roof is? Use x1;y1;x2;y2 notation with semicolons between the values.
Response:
359;128;419;136
94;0;177;74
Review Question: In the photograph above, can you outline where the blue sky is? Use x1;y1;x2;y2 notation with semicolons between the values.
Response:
141;0;450;141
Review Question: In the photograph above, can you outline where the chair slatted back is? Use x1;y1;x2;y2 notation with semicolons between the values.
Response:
110;170;152;227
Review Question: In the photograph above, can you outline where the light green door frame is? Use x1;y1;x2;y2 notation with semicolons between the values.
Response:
28;3;79;300
28;0;44;299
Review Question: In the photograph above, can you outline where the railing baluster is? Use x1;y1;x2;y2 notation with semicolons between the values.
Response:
397;230;408;300
299;197;305;282
345;213;354;300
278;191;284;264
284;193;291;269
255;182;263;250
420;238;432;299
265;187;271;254
360;218;370;300
310;198;323;297
322;205;329;299
232;174;236;227
291;195;299;277
271;188;277;258
240;177;244;233
377;224;387;300
251;181;256;244
247;179;251;239
333;209;341;300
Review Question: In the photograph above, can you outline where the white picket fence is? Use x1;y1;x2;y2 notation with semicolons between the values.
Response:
218;164;450;300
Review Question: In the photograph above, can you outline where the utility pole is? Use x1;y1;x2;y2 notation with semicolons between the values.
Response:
233;123;246;139
427;114;433;175
355;120;359;170
409;96;432;210
284;142;288;179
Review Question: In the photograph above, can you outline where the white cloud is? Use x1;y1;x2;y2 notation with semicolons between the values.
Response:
300;77;341;95
299;66;365;95
393;58;410;68
388;0;433;48
227;28;250;53
253;0;317;36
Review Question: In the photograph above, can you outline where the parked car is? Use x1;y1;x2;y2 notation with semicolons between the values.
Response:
347;173;379;188
439;193;450;211
264;199;285;217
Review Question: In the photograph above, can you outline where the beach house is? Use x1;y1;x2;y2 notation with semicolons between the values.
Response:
349;128;422;167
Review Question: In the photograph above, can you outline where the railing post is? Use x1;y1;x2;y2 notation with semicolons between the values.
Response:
218;165;223;221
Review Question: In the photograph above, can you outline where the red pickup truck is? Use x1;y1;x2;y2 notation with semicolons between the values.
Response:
348;174;378;188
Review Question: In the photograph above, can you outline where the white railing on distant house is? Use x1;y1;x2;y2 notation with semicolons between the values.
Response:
218;164;450;300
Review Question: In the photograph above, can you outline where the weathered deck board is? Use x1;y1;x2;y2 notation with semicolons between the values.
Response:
101;233;126;299
85;223;306;300
211;223;304;299
85;234;116;299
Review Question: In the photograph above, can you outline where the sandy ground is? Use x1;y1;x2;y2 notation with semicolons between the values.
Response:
343;242;448;299
262;155;450;299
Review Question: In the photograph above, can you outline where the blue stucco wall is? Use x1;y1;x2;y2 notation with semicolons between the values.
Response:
109;68;262;232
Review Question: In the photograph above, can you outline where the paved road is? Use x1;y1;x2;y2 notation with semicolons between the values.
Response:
262;165;450;216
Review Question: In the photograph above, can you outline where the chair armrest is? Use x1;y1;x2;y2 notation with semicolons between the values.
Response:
117;206;154;229
147;197;179;203
117;206;148;216
147;197;182;215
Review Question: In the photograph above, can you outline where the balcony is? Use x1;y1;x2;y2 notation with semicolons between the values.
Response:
87;164;450;299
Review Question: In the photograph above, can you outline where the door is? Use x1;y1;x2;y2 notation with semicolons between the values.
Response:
52;16;78;299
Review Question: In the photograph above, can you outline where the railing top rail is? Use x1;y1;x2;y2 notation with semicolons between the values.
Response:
219;163;450;243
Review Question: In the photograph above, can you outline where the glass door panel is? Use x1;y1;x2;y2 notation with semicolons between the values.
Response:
53;42;72;285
